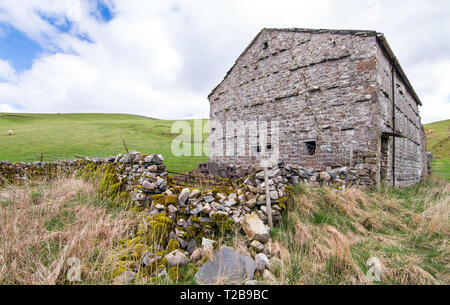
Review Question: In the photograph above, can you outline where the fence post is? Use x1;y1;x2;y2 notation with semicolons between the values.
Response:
40;153;43;162
122;139;129;154
263;166;273;229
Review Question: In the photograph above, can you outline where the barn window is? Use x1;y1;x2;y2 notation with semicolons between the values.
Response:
305;141;316;155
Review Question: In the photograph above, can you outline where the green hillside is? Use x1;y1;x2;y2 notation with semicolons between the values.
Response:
0;113;209;173
424;119;450;180
424;119;450;161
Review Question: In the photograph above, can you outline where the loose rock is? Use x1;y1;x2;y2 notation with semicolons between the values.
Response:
243;213;270;243
165;250;189;267
194;248;256;285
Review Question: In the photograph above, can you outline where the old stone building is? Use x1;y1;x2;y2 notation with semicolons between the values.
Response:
207;28;427;187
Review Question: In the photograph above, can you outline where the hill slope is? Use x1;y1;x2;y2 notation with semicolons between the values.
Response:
0;113;208;173
424;119;450;161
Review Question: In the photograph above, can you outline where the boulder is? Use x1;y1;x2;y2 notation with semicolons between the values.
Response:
165;250;189;267
194;248;256;285
242;213;270;243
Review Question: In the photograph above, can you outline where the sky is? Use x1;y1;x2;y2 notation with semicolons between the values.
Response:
0;0;448;123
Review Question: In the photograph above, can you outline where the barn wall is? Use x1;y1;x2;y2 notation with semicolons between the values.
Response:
376;45;427;187
209;30;381;186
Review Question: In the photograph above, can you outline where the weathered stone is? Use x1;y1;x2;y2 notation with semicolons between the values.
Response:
178;188;190;206
189;189;201;199
202;238;216;248
242;213;270;243
194;248;256;285
250;240;265;253
269;190;279;200
255;253;270;271
142;180;156;191
147;165;158;172
203;195;214;203
165;250;189;267
119;154;135;164
246;198;257;209
168;205;178;214
186;239;198;255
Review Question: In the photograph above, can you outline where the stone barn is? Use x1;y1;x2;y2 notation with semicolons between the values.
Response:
207;28;427;187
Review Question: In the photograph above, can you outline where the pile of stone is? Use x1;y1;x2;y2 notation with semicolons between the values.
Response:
190;213;286;284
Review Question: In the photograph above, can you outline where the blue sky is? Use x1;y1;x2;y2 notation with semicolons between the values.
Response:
0;0;113;71
0;0;448;123
0;24;43;71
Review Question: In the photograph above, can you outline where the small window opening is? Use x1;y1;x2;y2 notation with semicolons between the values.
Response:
305;141;316;155
256;146;261;153
263;42;268;49
266;144;272;150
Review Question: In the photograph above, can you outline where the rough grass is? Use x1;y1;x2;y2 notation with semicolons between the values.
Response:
272;176;449;285
0;177;139;284
1;174;448;285
0;113;209;173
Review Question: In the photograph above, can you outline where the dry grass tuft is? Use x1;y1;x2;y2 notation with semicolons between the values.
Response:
0;177;137;284
273;176;450;285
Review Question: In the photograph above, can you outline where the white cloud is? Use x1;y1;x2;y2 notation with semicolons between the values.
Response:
0;0;448;122
0;103;17;112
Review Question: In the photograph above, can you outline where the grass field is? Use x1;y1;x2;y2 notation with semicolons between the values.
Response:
424;119;450;180
0;113;209;173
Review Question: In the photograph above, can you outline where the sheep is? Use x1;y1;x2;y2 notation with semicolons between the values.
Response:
8;130;13;136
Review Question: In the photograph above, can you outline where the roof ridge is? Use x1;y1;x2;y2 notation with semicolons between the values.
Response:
263;27;381;36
